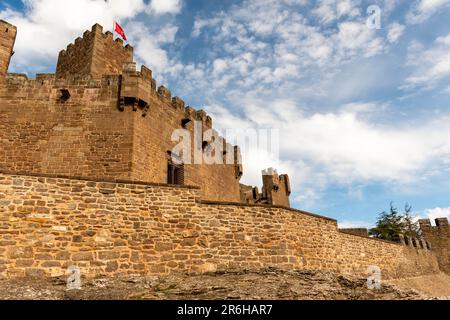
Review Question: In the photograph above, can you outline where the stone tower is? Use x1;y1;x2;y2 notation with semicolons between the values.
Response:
419;217;450;274
262;168;291;207
56;23;134;79
0;20;17;77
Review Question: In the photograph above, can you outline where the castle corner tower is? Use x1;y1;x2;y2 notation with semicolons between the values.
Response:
56;23;134;79
0;20;17;77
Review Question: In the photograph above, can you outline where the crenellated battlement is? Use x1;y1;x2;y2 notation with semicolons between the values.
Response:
56;23;133;79
171;96;185;110
419;217;450;274
398;234;432;251
240;168;291;207
3;72;121;91
419;217;450;230
58;24;134;59
119;62;188;117
184;106;213;129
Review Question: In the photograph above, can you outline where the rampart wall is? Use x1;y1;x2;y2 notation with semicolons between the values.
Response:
0;172;440;280
419;218;450;274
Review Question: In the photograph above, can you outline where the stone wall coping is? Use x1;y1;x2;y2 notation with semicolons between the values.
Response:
0;170;201;190
0;19;17;29
200;200;416;248
0;171;432;250
198;200;337;222
337;230;402;246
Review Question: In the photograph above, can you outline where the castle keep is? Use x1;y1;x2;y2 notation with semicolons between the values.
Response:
0;21;291;207
0;21;448;279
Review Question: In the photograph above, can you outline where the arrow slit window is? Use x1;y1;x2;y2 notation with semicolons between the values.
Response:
168;159;184;186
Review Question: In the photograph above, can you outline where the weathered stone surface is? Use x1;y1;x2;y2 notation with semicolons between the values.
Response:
0;173;442;280
72;252;94;262
419;218;450;274
98;251;120;260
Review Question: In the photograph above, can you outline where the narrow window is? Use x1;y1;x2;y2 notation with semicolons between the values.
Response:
168;160;184;185
60;89;71;102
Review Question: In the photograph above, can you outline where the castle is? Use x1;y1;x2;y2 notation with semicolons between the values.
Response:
0;20;448;279
0;20;291;208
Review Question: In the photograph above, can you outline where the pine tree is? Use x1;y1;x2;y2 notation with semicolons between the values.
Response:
402;203;421;238
369;202;421;241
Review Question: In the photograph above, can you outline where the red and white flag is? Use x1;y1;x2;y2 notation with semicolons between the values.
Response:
114;21;127;41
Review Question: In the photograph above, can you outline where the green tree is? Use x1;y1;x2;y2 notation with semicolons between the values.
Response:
402;203;421;238
369;202;421;241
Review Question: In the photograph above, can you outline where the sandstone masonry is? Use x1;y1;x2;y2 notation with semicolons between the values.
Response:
419;218;450;274
0;172;440;279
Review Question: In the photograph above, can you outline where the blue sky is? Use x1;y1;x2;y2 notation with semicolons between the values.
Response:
1;0;450;227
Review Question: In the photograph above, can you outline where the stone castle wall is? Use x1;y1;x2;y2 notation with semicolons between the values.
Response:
0;21;244;204
0;172;439;280
0;71;242;203
120;64;243;203
419;218;450;274
0;74;134;180
0;20;16;77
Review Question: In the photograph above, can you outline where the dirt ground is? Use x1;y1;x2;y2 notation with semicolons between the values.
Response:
387;273;450;299
1;268;446;300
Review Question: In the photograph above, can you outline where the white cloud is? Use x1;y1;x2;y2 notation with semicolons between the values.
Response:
335;21;384;57
407;0;450;24
436;33;450;45
387;22;405;43
383;0;400;14
423;207;450;223
147;0;182;15
188;0;389;100
130;28;170;70
313;0;361;25
340;102;386;115
403;32;450;90
207;97;450;207
313;0;338;24
0;0;146;73
336;0;361;18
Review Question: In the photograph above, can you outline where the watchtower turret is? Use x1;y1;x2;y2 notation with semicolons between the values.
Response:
0;20;17;77
56;23;133;79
